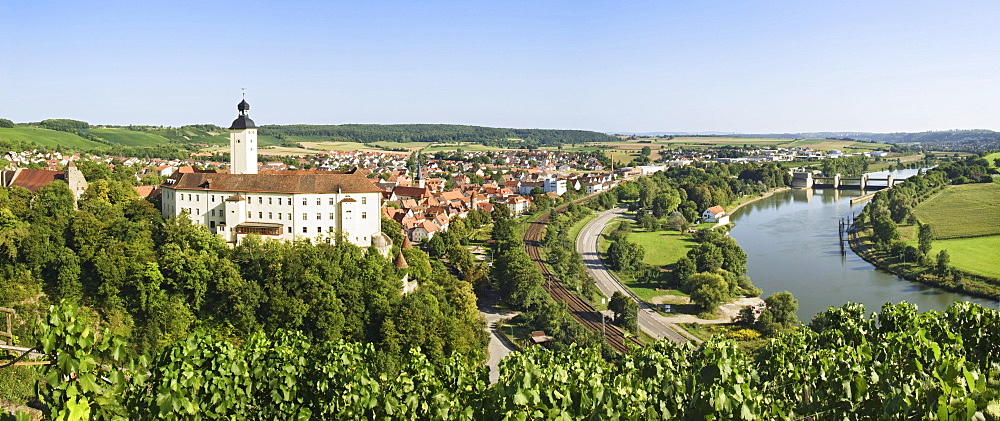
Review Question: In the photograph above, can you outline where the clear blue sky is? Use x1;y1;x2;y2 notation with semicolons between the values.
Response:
2;1;999;133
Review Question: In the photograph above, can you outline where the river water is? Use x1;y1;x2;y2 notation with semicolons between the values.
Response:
728;168;996;320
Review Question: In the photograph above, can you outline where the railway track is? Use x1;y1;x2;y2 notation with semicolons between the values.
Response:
523;208;642;353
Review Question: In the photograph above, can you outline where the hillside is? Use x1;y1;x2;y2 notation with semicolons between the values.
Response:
1;122;617;154
0;126;108;150
742;129;1000;150
259;124;617;147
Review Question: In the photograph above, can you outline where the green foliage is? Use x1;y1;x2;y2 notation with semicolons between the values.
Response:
917;222;935;258
29;300;1000;419
258;123;615;147
607;238;644;273
608;291;638;334
0;118;14;128
38;119;89;132
686;272;730;313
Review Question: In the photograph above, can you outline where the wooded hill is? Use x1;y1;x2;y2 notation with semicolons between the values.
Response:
741;129;1000;151
0;118;617;156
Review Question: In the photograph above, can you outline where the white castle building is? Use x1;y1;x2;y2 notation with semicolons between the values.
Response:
160;99;385;247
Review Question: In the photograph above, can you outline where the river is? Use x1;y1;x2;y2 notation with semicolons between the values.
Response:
728;168;996;320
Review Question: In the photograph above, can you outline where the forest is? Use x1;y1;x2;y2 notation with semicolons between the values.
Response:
260;124;616;147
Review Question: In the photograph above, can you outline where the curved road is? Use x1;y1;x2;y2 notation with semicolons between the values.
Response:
577;208;691;343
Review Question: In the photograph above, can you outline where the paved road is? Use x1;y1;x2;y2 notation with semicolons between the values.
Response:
478;292;519;384
577;208;691;343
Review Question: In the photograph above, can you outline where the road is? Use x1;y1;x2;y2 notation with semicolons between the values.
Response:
577;208;691;343
478;291;519;384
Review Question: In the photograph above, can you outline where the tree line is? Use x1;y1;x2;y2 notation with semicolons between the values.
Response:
259;123;616;147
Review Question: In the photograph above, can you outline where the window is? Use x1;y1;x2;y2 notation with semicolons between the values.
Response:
278;213;282;220
302;213;307;220
362;212;367;219
211;210;215;216
317;213;322;220
316;198;321;205
196;208;200;215
211;195;215;203
258;212;263;218
268;212;273;219
268;197;273;205
362;197;367;205
258;197;263;204
329;226;334;232
196;195;199;202
288;227;292;233
302;198;307;205
317;227;322;233
287;213;291;220
247;211;251;218
278;198;282;205
329;213;335;220
329;198;335;205
302;227;308;233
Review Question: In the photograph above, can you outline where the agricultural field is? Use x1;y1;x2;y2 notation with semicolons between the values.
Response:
0;126;107;149
928;236;1000;279
88;128;172;146
913;183;1000;239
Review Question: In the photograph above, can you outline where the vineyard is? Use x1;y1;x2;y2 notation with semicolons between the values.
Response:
18;300;1000;419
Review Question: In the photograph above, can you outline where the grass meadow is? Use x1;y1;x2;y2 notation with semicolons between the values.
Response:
929;236;1000;279
914;183;1000;239
630;229;697;267
984;151;1000;168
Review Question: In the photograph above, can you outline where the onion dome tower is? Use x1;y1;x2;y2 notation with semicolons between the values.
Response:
229;97;258;174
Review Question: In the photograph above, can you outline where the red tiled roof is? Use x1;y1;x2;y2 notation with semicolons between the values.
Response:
166;172;380;194
706;206;725;215
7;169;65;192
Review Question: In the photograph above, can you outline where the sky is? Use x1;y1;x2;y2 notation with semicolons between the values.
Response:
2;1;1000;134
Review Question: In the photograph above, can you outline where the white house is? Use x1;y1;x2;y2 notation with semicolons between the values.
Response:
702;205;729;224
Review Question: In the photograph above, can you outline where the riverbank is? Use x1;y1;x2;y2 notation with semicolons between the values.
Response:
727;186;791;215
848;226;1000;301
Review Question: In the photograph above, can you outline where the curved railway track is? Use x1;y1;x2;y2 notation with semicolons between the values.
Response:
523;208;643;353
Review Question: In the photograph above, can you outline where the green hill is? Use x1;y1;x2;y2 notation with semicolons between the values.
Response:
0;126;108;150
88;128;172;146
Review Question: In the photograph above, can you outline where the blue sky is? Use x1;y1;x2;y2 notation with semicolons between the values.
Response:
2;1;999;133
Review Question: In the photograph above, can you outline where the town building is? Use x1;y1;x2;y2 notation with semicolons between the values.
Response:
160;99;385;248
0;161;88;201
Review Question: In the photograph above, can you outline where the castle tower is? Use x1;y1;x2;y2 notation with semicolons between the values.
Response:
229;98;258;174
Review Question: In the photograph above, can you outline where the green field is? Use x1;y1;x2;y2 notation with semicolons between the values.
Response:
985;152;1000;168
630;230;697;267
89;128;172;146
0;126;108;149
914;183;1000;239
929;236;1000;279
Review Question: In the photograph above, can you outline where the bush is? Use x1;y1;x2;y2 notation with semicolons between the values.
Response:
726;328;762;341
0;118;14;128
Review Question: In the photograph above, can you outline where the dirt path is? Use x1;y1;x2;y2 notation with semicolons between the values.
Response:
655;297;765;324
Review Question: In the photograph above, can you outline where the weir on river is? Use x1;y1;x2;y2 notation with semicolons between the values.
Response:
728;168;995;320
